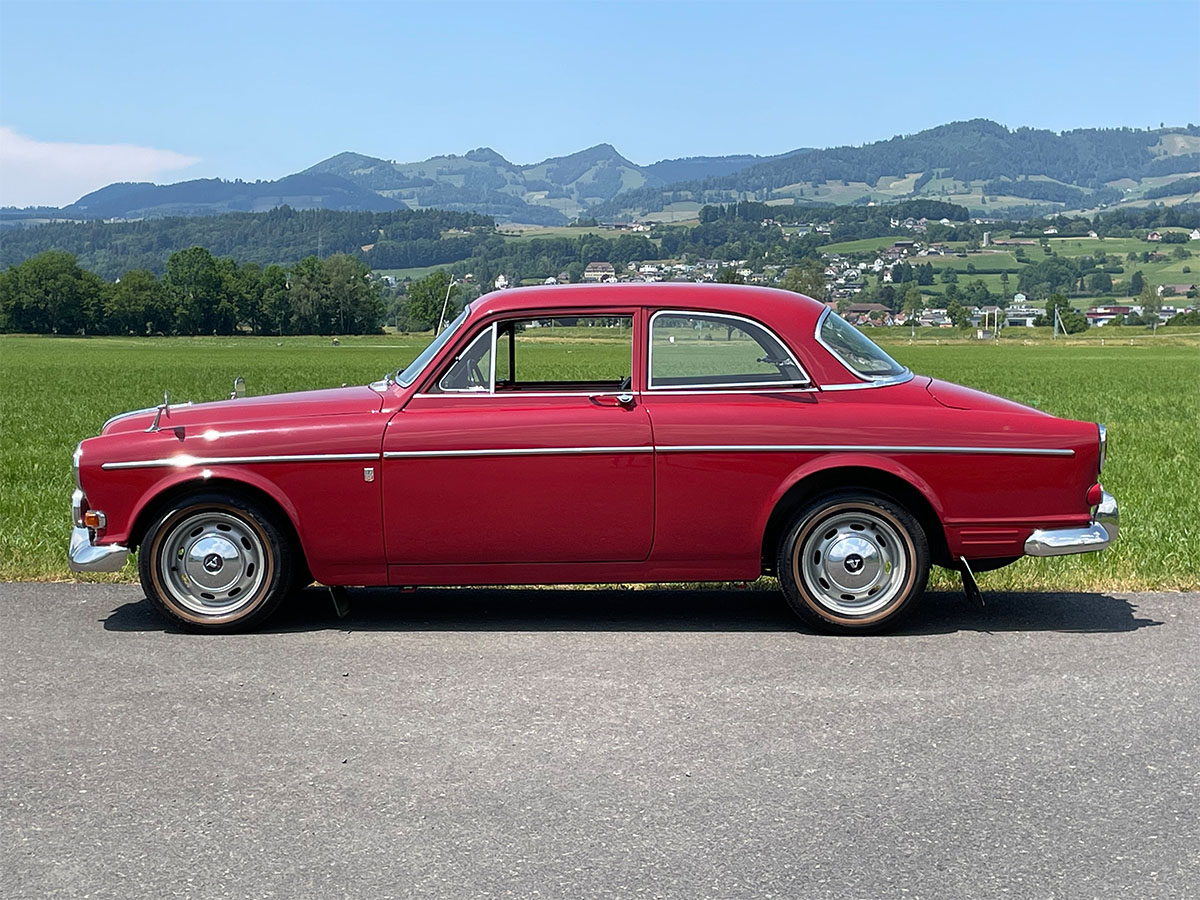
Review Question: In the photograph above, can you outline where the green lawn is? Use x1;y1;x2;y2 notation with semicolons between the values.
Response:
2;332;1196;591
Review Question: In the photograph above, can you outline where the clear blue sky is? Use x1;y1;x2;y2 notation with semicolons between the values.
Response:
1;0;1198;206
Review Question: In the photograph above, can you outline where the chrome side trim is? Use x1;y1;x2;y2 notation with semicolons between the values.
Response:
647;309;812;391
819;373;915;391
69;525;129;573
102;452;379;470
658;444;1075;457
1098;423;1107;473
814;307;913;389
1024;491;1118;557
384;446;654;459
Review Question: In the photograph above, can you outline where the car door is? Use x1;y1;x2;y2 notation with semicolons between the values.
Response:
381;309;654;565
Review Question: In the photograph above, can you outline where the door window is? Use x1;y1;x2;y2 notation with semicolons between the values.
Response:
433;316;632;393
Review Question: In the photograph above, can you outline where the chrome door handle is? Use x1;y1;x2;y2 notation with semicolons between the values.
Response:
591;392;636;408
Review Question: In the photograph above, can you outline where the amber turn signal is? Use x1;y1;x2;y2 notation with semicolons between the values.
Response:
82;510;106;529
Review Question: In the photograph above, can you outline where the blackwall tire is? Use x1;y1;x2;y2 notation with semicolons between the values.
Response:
138;492;294;632
777;490;929;634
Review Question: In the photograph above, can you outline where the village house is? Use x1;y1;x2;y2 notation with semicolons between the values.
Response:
1086;305;1133;327
1146;231;1163;242
583;261;616;282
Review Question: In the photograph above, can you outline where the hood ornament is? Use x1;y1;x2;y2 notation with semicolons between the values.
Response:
146;392;171;433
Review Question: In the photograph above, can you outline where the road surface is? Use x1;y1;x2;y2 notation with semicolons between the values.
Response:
2;583;1197;899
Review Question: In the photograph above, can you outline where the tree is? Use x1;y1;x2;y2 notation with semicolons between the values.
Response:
0;250;103;334
322;253;384;334
165;246;225;335
779;260;827;302
945;298;969;328
1086;272;1113;294
1128;270;1145;296
405;270;458;330
1139;283;1162;327
715;267;743;284
105;269;168;335
1059;308;1089;333
903;285;924;319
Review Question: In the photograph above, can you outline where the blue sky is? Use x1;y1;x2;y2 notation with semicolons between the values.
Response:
1;0;1198;206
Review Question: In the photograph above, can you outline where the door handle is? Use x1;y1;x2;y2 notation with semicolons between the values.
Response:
591;392;636;408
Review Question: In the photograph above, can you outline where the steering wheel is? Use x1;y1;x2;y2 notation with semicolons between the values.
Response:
469;361;485;387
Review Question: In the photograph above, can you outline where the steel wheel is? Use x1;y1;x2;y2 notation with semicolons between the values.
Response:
777;491;929;633
139;493;294;631
158;510;267;616
796;506;908;617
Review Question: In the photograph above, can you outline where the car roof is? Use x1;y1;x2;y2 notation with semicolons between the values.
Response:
469;282;827;332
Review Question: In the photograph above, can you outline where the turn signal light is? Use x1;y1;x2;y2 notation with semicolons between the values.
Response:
83;510;106;529
1086;483;1104;507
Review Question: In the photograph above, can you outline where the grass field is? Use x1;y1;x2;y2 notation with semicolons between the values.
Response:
2;331;1197;593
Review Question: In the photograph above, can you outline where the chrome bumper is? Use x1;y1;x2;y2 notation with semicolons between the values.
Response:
69;525;129;573
1024;491;1119;557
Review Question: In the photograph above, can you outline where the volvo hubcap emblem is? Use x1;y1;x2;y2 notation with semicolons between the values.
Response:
203;553;224;573
844;554;864;574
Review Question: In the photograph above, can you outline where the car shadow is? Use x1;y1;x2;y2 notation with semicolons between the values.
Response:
102;585;1163;635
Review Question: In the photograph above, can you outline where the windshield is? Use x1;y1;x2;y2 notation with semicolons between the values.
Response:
396;305;470;387
817;309;908;380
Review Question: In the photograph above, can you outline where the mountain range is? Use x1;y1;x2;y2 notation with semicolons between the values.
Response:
6;120;1199;226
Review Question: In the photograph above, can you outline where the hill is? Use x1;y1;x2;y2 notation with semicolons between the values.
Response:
592;120;1200;219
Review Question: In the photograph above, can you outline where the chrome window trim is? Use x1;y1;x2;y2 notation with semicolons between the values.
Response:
384;446;654;459
413;391;632;399
657;444;1074;457
436;322;496;394
814;307;912;387
397;304;471;388
647;309;811;391
102;452;379;470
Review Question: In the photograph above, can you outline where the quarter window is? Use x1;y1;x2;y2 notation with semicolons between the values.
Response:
649;311;808;389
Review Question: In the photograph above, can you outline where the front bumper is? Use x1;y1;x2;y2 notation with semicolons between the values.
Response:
69;525;129;573
1024;490;1119;557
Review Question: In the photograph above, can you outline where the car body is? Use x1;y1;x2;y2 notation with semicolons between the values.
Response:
70;283;1118;632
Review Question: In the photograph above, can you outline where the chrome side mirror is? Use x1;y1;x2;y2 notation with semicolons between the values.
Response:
230;376;246;400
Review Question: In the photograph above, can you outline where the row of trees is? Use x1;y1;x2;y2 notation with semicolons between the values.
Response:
0;248;384;335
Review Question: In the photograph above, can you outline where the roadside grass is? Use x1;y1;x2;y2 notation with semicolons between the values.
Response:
1;332;1196;592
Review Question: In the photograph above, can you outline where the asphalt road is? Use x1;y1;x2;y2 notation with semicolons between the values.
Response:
1;583;1197;899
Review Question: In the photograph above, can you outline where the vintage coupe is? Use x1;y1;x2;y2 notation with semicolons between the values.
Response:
70;283;1117;633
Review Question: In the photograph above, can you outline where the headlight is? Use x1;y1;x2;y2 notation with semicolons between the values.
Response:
1097;424;1107;474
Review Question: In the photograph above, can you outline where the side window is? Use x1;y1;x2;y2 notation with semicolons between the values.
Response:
437;324;494;392
499;316;631;389
649;312;808;389
433;316;632;393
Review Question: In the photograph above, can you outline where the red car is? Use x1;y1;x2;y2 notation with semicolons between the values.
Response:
70;283;1117;633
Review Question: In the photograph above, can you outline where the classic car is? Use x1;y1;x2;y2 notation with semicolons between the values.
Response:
69;283;1117;633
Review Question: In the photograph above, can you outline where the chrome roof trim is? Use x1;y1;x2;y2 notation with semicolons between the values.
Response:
102;452;379;470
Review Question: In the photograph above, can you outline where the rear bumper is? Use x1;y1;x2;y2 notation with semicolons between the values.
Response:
1024;491;1119;557
69;525;129;573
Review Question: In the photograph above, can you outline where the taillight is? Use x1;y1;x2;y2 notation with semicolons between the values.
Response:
1086;483;1104;507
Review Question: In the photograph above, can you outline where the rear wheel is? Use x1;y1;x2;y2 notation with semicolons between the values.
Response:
139;492;294;631
777;490;929;634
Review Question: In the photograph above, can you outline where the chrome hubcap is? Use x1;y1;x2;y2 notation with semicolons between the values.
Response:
159;510;266;616
798;508;909;617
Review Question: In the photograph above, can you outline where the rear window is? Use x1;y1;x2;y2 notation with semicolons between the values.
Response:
818;311;908;380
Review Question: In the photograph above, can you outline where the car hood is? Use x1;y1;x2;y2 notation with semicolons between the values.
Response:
101;385;385;434
924;378;1049;416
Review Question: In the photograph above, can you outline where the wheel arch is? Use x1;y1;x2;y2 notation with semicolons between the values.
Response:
759;460;951;573
127;472;308;574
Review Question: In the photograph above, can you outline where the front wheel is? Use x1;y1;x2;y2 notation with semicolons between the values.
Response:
139;492;295;631
777;491;929;634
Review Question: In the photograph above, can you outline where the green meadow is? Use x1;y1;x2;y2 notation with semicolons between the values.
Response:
2;331;1196;592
